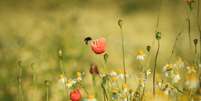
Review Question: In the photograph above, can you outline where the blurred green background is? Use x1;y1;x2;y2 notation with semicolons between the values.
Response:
0;0;200;100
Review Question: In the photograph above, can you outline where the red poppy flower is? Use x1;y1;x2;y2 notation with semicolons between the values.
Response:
90;37;106;54
70;89;81;101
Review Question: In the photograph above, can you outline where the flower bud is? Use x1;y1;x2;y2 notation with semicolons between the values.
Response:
118;19;123;29
155;32;161;40
193;39;198;46
146;45;151;52
89;64;99;76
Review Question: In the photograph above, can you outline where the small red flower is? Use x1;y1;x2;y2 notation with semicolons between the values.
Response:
70;89;81;101
90;37;106;54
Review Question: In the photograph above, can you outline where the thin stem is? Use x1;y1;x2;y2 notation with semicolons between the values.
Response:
197;0;201;63
120;26;127;84
155;0;162;32
58;49;69;100
151;0;163;48
101;83;108;101
59;56;65;75
17;61;23;101
46;85;49;101
31;63;36;85
187;18;193;50
92;76;98;98
168;32;183;63
153;40;160;95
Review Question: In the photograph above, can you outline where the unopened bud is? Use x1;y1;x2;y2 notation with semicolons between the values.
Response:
89;64;99;76
146;45;151;52
118;19;123;29
194;39;198;46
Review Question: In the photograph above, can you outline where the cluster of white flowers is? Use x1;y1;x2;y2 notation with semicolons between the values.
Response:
162;62;182;83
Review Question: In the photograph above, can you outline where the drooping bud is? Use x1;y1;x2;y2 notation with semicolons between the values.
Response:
89;64;99;76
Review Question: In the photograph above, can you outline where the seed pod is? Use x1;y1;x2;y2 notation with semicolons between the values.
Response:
89;64;99;75
155;32;161;40
118;19;123;29
193;39;198;46
104;53;109;63
44;80;50;86
146;45;151;52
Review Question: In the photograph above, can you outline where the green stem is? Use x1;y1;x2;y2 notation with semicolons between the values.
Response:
153;40;160;95
120;24;127;84
17;61;23;101
92;76;98;98
46;85;49;101
187;18;192;50
197;0;201;63
101;83;108;101
168;32;183;63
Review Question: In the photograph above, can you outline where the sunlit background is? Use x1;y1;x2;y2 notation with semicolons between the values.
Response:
0;0;200;100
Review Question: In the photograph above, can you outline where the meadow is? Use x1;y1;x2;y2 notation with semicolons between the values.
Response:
0;0;201;101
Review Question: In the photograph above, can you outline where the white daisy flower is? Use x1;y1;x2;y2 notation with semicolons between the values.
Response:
136;50;145;61
172;74;181;83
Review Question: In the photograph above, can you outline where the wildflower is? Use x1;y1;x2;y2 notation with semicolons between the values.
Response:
163;64;173;77
136;50;145;61
89;64;99;76
175;58;185;68
185;73;199;89
122;83;128;92
90;37;106;54
58;75;67;89
145;69;151;77
58;74;67;84
70;89;82;101
186;66;196;73
111;89;119;100
111;76;118;82
163;64;173;72
66;79;76;88
76;72;82;81
172;74;181;83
